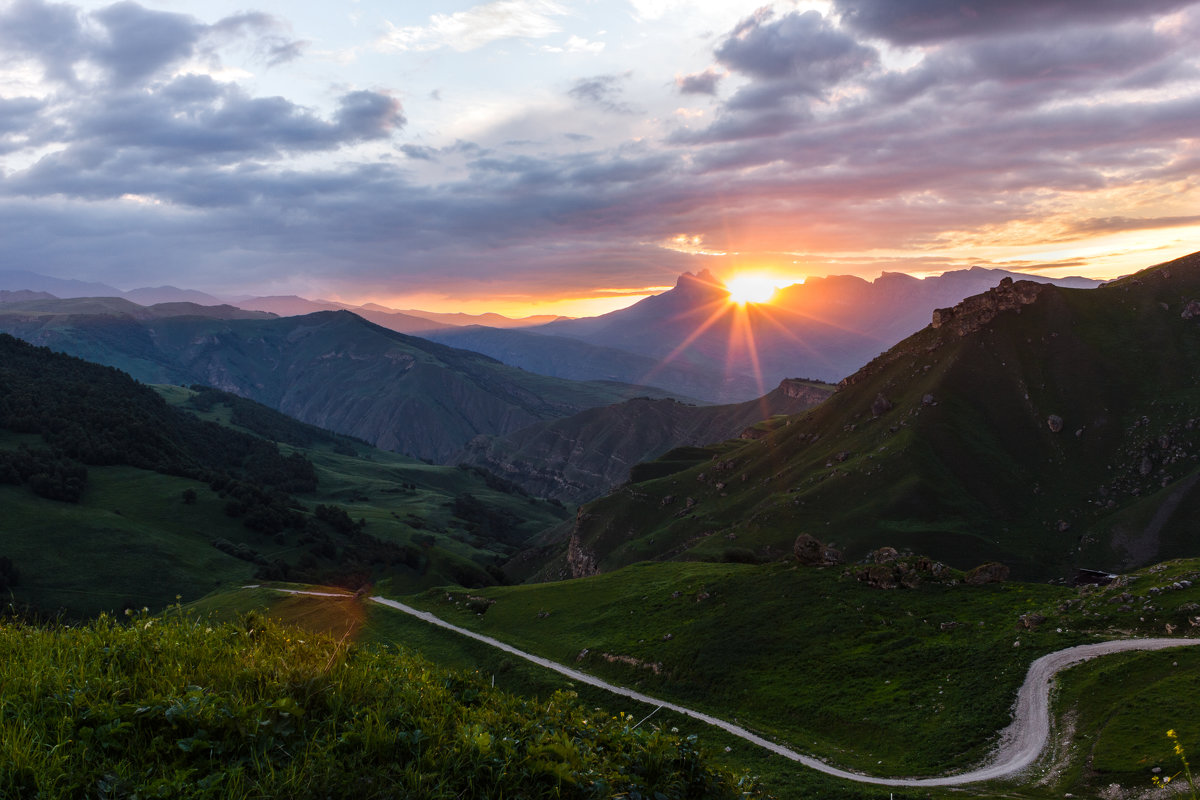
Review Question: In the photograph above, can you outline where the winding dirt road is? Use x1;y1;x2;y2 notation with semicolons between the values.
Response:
264;587;1200;787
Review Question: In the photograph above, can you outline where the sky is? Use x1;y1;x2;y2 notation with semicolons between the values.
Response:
1;0;1199;316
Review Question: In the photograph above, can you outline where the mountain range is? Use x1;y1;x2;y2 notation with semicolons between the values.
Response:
0;306;679;463
547;252;1200;583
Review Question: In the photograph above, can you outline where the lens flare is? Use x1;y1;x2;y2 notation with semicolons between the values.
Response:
725;274;779;305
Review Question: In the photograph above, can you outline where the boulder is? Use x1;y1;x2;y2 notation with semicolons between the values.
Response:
870;546;899;564
1182;299;1200;320
1047;414;1063;433
965;562;1010;585
871;393;893;416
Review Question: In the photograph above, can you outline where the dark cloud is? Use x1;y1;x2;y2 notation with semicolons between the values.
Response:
833;0;1200;44
568;73;636;113
1068;215;1200;235
676;68;723;95
0;0;305;88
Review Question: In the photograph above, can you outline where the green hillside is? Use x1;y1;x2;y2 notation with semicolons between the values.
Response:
557;251;1200;581
0;612;754;799
0;336;567;617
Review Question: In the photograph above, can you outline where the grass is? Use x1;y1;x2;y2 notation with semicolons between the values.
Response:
1;386;569;619
398;560;1088;776
0;611;758;799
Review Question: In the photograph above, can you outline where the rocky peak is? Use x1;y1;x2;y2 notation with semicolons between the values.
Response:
930;277;1048;336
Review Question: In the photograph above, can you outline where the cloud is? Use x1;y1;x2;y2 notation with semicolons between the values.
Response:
708;8;878;112
833;0;1200;44
568;73;636;113
0;0;306;88
1066;215;1200;235
676;68;723;95
378;0;567;53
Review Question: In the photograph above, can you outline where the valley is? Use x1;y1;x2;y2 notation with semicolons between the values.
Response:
3;252;1200;800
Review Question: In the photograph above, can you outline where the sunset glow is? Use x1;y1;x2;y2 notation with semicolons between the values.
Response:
726;274;783;305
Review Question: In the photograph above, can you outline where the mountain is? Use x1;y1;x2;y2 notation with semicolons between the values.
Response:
0;290;56;304
121;285;226;305
392;308;566;328
0;333;569;616
0;295;275;320
423;324;759;402
0;269;121;297
527;267;1104;398
0;308;680;463
548;251;1200;583
459;378;833;503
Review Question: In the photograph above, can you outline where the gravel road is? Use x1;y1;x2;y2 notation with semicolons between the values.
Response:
264;587;1200;786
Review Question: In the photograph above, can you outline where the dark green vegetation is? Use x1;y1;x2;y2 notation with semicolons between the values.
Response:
559;252;1200;582
460;378;833;504
0;612;756;800
0;335;567;617
0;306;681;462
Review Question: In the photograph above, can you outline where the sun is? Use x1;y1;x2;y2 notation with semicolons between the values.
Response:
725;274;780;305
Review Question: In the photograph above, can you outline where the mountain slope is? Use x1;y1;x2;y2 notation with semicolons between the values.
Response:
0;309;677;462
553;252;1200;582
460;379;833;503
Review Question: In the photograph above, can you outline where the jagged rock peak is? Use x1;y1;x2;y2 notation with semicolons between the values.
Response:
930;276;1047;336
673;269;727;296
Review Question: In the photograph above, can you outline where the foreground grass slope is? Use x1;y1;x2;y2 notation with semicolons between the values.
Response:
0;613;756;800
559;251;1200;581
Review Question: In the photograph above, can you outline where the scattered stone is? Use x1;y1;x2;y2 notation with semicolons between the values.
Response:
1181;299;1200;320
1020;613;1046;630
922;393;935;405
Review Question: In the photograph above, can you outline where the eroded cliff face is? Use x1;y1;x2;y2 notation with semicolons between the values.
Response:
930;277;1047;336
566;508;599;578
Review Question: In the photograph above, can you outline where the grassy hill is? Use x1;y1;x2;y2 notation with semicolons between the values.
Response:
0;612;755;799
204;557;1200;800
0;335;568;617
554;251;1200;582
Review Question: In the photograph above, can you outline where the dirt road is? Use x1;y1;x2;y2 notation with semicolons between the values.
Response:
264;587;1200;786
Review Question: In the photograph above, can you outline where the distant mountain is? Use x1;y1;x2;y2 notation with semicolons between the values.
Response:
459;378;833;503
423;325;758;402
0;269;120;297
550;251;1200;583
229;295;344;316
0;296;274;321
530;267;1104;396
0;290;56;304
122;285;226;306
0;309;680;463
393;308;567;328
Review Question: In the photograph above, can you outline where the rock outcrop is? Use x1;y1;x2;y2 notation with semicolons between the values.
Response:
931;277;1047;336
